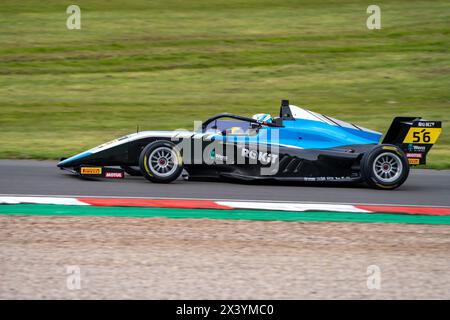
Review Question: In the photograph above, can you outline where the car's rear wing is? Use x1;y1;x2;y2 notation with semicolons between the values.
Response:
382;117;442;166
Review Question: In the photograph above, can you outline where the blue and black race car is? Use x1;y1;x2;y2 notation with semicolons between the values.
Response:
58;100;441;189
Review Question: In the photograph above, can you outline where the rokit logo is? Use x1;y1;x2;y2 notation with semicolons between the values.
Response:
241;148;278;165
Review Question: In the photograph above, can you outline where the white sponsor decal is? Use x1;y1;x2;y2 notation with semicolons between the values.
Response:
105;172;124;178
417;122;435;127
241;148;279;165
214;153;228;162
410;145;426;152
406;153;422;158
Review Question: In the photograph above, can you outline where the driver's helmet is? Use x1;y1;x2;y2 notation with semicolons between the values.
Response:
252;113;272;123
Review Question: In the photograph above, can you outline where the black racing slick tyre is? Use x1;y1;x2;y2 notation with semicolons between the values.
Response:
361;144;409;190
139;140;183;183
120;166;142;176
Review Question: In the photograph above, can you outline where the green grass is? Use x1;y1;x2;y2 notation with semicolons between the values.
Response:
0;0;449;167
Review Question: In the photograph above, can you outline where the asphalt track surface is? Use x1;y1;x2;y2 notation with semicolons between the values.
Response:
0;160;449;206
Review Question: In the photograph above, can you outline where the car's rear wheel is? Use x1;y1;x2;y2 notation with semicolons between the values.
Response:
120;166;142;176
361;145;409;190
139;140;183;183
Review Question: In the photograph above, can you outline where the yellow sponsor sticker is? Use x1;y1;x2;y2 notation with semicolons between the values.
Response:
403;128;441;144
382;146;398;151
81;167;102;175
408;158;420;165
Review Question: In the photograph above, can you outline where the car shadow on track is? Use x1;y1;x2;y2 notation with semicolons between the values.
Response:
61;171;420;191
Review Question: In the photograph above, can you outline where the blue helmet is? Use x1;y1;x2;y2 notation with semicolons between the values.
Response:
252;113;272;123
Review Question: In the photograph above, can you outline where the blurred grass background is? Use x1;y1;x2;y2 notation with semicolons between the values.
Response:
0;0;448;167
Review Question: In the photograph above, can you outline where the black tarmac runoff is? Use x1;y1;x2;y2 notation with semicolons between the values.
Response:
0;160;449;206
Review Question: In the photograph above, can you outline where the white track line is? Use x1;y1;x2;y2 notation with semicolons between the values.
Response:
0;193;449;208
0;196;368;212
0;196;88;206
217;201;369;212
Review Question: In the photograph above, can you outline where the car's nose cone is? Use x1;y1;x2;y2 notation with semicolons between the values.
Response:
57;151;92;167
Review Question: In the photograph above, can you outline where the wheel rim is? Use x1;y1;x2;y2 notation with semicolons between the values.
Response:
373;152;403;183
148;147;178;177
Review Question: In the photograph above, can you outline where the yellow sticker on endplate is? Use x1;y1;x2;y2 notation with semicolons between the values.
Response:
81;167;102;175
408;158;420;165
403;128;441;144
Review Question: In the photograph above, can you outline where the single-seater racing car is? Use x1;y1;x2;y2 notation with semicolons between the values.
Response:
57;100;441;189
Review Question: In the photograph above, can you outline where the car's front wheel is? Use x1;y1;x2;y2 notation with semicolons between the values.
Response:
361;145;409;190
139;140;183;183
